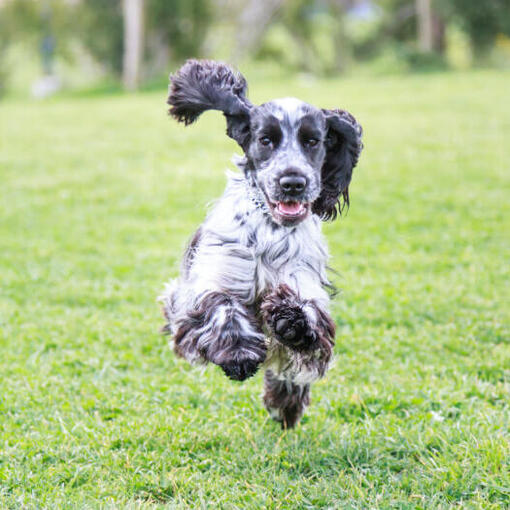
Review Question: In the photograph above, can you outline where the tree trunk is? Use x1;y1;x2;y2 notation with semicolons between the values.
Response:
416;0;433;52
122;0;144;91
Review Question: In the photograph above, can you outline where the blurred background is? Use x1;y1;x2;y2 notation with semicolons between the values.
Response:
1;0;510;97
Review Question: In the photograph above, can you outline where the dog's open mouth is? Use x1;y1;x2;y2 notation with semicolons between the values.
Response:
270;201;310;225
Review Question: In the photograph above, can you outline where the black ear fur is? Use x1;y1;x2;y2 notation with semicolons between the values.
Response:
167;59;252;149
312;109;363;221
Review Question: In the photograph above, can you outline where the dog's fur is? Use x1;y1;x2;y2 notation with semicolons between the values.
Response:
160;60;363;428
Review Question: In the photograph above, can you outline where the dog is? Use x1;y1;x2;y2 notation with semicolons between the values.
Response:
160;60;363;428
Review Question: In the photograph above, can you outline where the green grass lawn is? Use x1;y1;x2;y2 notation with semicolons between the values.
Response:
0;69;509;508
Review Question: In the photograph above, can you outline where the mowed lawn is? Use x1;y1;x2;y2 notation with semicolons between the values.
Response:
0;69;508;508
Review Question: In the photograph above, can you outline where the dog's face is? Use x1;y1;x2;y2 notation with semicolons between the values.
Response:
246;98;327;226
167;60;363;224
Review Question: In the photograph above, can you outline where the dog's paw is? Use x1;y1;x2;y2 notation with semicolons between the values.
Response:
262;285;315;351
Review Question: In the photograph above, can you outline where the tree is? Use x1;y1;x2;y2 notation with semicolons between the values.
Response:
232;0;285;63
416;0;431;51
145;0;211;61
76;0;211;85
0;0;73;94
439;0;510;60
416;0;444;53
78;0;124;75
122;0;145;91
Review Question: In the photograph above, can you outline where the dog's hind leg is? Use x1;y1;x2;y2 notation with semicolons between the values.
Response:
263;370;310;429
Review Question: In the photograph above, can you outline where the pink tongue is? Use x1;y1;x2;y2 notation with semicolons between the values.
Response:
278;202;302;215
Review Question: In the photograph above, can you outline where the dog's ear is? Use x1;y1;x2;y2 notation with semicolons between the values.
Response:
312;109;363;220
167;59;252;150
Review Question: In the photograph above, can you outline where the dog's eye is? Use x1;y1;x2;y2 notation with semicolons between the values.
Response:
259;136;272;147
306;138;319;148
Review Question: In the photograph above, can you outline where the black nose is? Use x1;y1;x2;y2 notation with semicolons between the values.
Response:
279;175;307;196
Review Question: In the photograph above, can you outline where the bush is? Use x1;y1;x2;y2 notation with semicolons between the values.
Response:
399;47;448;72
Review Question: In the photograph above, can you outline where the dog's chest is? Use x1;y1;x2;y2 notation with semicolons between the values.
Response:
251;218;326;295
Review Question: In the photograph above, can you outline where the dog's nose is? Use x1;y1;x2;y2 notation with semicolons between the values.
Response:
279;175;307;196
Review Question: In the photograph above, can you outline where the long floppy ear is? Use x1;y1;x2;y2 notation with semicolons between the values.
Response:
167;59;252;150
312;109;363;220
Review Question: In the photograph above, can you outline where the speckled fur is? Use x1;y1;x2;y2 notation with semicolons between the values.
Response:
159;60;363;427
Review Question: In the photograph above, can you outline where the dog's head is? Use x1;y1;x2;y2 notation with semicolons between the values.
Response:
168;59;363;226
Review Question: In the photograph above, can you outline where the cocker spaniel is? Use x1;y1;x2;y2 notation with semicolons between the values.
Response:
160;60;363;428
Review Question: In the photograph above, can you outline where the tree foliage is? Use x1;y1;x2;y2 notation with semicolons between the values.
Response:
438;0;510;57
74;0;212;76
374;0;510;59
0;0;74;93
1;0;510;92
77;0;124;74
146;0;211;60
255;0;354;75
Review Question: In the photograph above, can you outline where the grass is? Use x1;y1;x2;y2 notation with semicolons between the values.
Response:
0;69;509;508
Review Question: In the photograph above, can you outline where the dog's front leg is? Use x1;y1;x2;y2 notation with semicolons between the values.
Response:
161;226;268;381
262;283;335;362
166;289;267;381
261;280;335;427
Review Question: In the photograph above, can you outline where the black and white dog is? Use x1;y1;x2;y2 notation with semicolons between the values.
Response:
160;60;363;428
